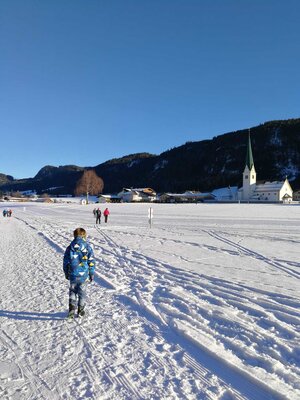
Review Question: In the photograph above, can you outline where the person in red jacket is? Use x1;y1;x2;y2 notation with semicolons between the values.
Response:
103;207;110;223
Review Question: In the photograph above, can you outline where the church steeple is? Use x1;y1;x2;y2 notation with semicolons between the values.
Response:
241;129;256;200
245;129;254;170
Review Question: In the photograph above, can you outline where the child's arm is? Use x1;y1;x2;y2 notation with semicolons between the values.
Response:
63;246;71;280
87;244;95;281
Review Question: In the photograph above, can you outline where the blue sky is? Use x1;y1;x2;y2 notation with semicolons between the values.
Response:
1;0;299;179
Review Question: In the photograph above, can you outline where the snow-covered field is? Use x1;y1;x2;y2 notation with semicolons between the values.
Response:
1;202;299;400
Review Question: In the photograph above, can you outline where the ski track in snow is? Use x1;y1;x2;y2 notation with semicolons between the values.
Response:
0;202;299;400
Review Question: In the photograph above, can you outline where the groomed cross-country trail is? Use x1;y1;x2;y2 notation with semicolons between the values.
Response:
0;202;299;400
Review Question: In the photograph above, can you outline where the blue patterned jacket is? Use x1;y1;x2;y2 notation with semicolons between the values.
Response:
63;236;95;283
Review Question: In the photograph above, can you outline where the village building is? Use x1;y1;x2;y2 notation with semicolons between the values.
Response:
211;186;239;202
238;133;293;202
293;190;300;202
117;188;156;202
97;194;122;203
159;191;214;203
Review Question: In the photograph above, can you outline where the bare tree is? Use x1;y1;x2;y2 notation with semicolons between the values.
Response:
74;170;104;203
11;191;23;198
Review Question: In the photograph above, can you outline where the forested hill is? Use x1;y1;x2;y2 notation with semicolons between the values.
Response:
1;118;300;195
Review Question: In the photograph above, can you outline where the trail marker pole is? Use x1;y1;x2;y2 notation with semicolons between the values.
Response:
148;207;153;228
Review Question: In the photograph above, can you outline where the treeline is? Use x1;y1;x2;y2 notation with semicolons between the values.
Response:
1;118;300;195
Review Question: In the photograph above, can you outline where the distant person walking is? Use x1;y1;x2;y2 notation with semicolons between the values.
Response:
103;207;110;223
63;227;95;319
95;208;101;224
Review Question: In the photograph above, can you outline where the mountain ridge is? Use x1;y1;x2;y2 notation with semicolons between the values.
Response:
1;118;300;194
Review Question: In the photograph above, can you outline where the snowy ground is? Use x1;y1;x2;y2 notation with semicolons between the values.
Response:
0;202;299;400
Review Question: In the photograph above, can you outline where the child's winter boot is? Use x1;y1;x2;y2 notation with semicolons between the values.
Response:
68;304;76;319
78;306;85;317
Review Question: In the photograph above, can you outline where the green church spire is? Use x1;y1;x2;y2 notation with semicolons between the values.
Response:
245;129;254;170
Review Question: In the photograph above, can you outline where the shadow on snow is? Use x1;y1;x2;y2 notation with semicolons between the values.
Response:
0;310;65;321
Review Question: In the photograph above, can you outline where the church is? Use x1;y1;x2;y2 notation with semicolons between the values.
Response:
237;133;293;203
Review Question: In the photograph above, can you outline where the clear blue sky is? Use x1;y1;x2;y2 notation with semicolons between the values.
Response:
1;0;299;179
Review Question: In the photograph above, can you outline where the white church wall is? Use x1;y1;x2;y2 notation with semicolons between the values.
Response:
279;181;293;202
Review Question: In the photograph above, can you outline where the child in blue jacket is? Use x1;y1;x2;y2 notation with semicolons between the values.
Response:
63;227;95;318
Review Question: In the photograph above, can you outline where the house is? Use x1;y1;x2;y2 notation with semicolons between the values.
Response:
98;194;122;203
211;186;238;201
238;132;293;202
159;191;214;203
118;188;157;202
293;190;300;202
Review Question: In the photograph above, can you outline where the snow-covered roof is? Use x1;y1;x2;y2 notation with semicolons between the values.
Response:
165;191;214;199
121;188;156;195
99;194;121;199
211;186;238;198
254;181;284;192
